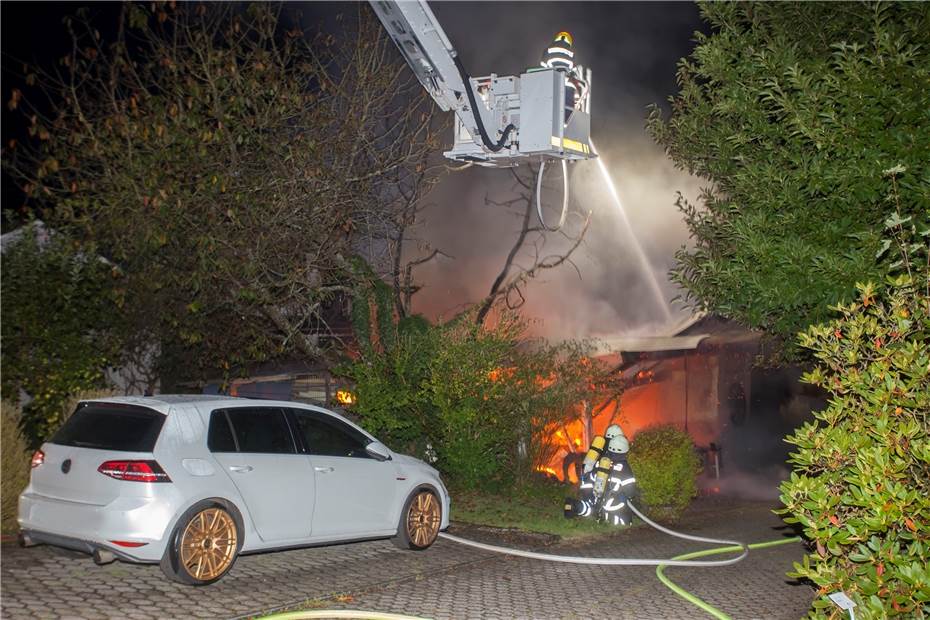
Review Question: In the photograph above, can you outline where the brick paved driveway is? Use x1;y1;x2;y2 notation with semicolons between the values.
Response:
1;497;815;619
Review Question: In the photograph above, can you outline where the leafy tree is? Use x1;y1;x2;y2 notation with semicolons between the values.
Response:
648;2;930;358
342;289;600;487
778;213;929;619
3;3;440;381
1;228;121;441
342;269;436;455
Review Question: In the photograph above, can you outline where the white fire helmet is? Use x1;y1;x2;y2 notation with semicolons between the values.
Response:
607;435;629;455
604;424;625;440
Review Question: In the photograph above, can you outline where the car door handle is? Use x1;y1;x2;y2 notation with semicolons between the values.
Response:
229;465;254;473
314;466;335;474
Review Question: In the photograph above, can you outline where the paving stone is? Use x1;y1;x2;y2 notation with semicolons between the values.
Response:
2;496;815;619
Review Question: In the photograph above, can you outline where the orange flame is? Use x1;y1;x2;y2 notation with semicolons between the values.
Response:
487;367;515;382
535;373;556;389
335;390;356;405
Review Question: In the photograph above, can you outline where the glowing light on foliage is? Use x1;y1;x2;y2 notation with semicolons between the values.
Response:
335;390;356;406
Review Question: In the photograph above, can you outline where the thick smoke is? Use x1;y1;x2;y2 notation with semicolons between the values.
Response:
412;2;708;340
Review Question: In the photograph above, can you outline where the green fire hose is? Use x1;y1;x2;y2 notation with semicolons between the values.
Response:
656;536;803;620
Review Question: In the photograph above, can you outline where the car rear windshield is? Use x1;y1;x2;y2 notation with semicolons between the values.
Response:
50;404;166;452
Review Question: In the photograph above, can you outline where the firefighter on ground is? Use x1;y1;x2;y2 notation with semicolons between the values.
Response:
597;435;638;527
564;424;625;519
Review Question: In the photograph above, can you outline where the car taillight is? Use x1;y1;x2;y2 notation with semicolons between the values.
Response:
98;460;171;483
31;450;45;468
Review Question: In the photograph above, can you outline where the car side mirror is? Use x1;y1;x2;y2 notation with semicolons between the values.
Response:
365;441;392;461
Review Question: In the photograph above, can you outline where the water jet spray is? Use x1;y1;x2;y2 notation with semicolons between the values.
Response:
590;140;672;321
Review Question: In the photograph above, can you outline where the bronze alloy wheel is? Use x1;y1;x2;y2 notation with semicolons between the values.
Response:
179;507;238;582
406;490;441;548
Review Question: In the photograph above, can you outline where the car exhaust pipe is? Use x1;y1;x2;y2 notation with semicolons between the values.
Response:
93;548;117;565
17;532;37;548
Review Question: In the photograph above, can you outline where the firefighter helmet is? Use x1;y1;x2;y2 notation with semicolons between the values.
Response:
541;31;575;71
607;435;629;455
604;424;624;440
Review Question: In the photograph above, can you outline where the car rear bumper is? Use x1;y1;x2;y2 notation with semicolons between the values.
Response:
18;491;177;562
18;529;155;563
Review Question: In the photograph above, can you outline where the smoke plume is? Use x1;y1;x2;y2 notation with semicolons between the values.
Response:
413;2;708;340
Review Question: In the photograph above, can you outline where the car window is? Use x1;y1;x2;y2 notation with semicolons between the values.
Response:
51;404;165;452
290;409;370;458
207;411;237;453
222;407;296;454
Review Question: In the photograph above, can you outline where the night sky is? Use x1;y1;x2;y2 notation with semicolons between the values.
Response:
2;1;708;341
2;2;125;228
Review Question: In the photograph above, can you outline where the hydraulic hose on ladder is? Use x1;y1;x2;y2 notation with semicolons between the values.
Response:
535;158;570;232
454;55;570;232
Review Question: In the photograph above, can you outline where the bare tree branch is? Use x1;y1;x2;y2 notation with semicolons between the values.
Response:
471;167;590;327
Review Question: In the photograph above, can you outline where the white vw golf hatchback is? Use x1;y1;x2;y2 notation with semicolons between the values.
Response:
18;395;449;585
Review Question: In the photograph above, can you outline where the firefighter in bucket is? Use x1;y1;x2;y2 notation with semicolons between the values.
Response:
564;425;636;525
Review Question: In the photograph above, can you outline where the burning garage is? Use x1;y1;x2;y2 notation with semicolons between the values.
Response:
537;315;769;483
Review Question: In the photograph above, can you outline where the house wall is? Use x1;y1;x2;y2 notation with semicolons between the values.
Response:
597;353;721;447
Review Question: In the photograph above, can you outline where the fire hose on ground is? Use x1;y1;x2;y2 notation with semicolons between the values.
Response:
655;535;802;620
258;500;803;620
438;502;749;567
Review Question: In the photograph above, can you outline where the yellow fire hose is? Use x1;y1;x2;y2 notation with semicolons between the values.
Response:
655;536;803;620
258;612;433;620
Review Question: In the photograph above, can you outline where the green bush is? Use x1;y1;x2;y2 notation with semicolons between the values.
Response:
2;401;32;534
343;290;598;488
778;272;930;619
1;229;121;445
342;317;438;457
424;316;522;487
628;424;702;520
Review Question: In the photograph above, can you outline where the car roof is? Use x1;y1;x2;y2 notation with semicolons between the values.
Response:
80;394;344;417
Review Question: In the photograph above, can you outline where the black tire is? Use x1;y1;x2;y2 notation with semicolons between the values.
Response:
391;488;442;550
160;501;242;585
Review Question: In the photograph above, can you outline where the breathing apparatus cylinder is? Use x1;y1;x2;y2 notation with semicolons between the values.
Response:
584;425;625;474
582;435;606;474
593;456;612;496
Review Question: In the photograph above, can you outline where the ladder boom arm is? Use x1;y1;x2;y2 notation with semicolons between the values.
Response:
368;1;502;150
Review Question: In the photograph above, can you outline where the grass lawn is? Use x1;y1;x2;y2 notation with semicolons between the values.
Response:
447;477;630;539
